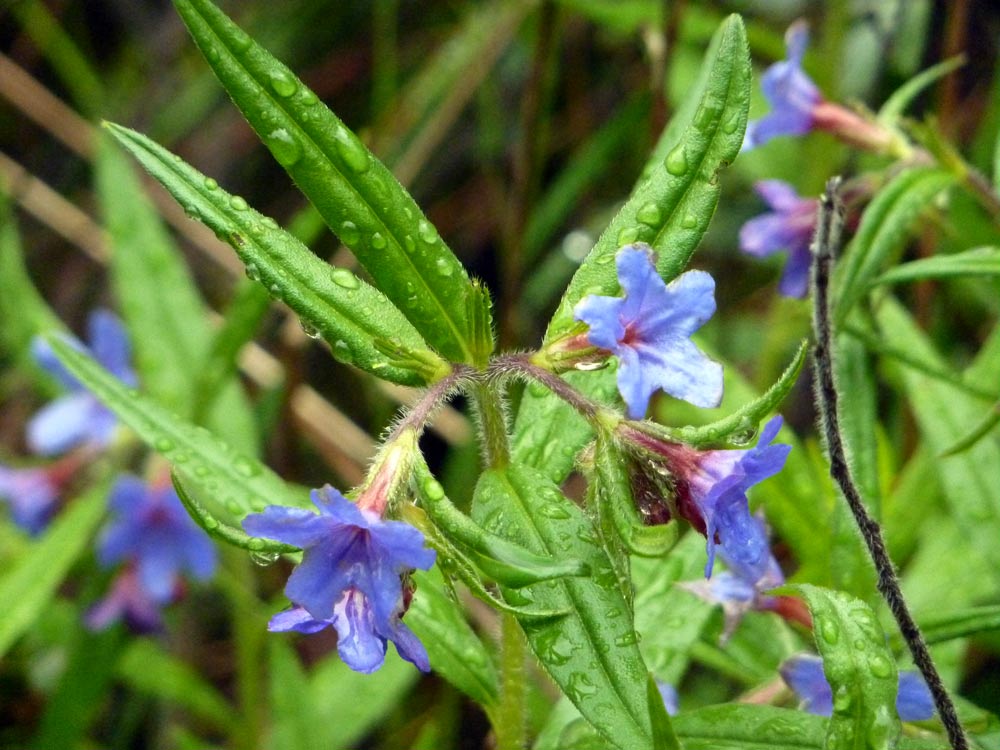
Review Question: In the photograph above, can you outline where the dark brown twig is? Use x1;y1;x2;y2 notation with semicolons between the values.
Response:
810;177;969;750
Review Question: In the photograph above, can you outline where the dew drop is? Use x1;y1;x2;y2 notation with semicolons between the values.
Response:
614;630;639;647
331;268;360;289
869;655;893;678
226;499;243;516
332;340;354;364
243;262;259;284
230;31;252;51
339;221;360;245
369;232;387;250
616;227;639;245
250;550;280;567
334;129;370;174
435;258;453;277
154;437;174;453
262;216;279;230
299;89;319;107
417;220;438;244
833;686;852;712
267;128;302;166
268;69;297;98
194;465;210;478
229;195;249;212
722;114;740;134
820;618;840;645
172;452;189;464
204;177;218;191
300;319;321;339
203;516;219;530
635;202;661;227
538;503;570;520
527;382;547;398
681;214;698;229
422;478;445;501
665;144;688;176
403;235;417;253
233;456;260;478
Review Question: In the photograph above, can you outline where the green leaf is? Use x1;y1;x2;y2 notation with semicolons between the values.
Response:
171;0;477;363
0;193;65;361
96;136;212;412
94;135;260;454
834;334;882;518
191;278;273;418
406;567;500;710
472;463;654;750
671;704;954;750
512;367;619;484
898;604;1000;647
645;673;682;750
834;167;955;323
871;246;1000;286
413;460;589;586
117;639;240;734
104;121;448;386
544;14;750;342
875;297;1000;583
788;585;901;750
638;340;807;448
878;55;966;122
0;484;107;658
47;336;307;520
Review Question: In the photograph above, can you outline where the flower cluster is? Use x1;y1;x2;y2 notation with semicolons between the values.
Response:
781;654;935;722
243;484;436;674
1;310;134;535
87;475;216;631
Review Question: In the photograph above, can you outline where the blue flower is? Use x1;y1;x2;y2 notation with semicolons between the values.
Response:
573;243;723;419
0;463;60;535
85;568;164;633
739;181;817;298
657;682;679;716
28;309;137;456
673;417;791;578
781;654;935;722
96;475;216;602
243;485;437;674
744;21;822;151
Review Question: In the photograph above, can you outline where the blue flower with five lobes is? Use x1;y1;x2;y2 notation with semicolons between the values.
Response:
739;180;818;298
243;485;437;674
781;654;935;722
623;416;791;579
96;475;216;602
573;243;723;419
743;21;822;151
0;463;61;535
29;309;137;456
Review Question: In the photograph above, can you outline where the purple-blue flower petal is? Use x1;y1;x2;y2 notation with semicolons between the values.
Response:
743;21;821;151
242;505;336;549
268;606;331;634
85;570;164;633
781;654;833;715
897;672;935;721
0;464;59;535
88;309;137;385
333;588;388;673
574;244;723;418
385;617;431;673
26;393;100;456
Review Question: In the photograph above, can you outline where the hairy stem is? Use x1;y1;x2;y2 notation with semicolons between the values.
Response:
811;177;968;750
495;613;528;750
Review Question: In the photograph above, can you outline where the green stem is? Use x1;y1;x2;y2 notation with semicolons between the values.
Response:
495;613;528;750
472;382;511;468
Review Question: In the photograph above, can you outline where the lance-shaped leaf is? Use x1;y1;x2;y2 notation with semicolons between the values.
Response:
788;585;901;750
472;463;659;749
47;336;308;520
413;459;589;587
634;339;807;449
592;434;679;559
95;136;259;454
834;166;955;323
543;14;750;343
171;0;476;363
105;122;449;386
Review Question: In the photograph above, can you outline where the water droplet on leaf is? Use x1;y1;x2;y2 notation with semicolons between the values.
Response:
617;227;639;245
229;195;249;212
334;129;370;174
332;340;354;364
204;177;218;191
268;70;297;98
370;232;387;250
331;268;360;289
665;144;688;176
267;128;302;166
636;202;661;227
